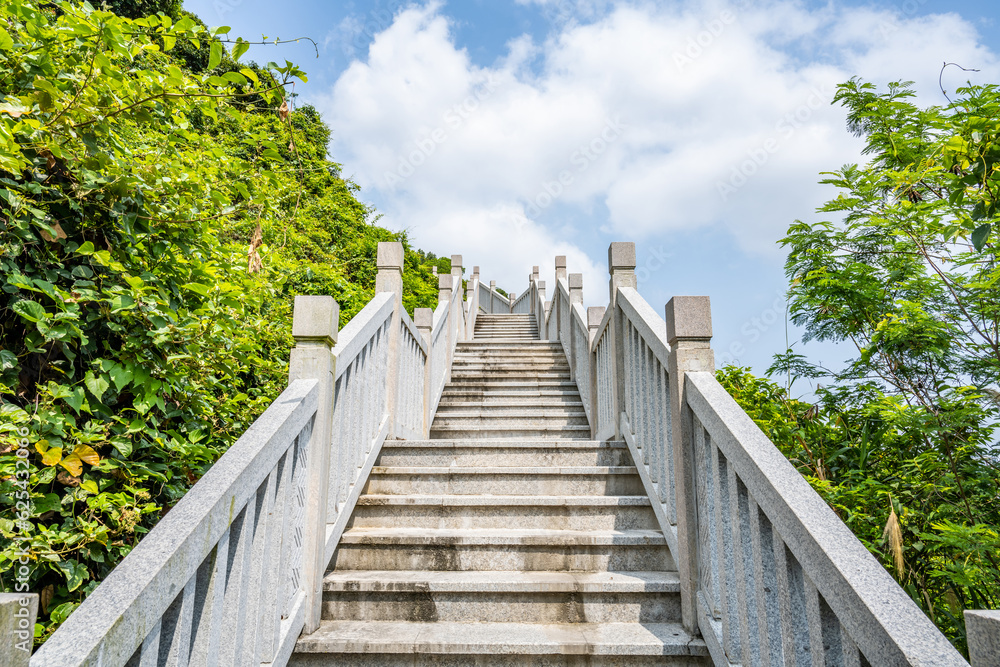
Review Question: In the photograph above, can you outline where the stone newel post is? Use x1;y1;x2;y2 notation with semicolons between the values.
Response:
490;281;497;314
665;296;715;635
568;273;583;304
439;274;454;382
587;306;605;440
0;593;38;666
607;242;637;440
376;242;404;440
555;255;567;284
451;255;463;341
288;295;339;633
415;308;434;437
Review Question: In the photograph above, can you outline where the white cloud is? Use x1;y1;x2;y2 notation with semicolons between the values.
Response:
317;1;1000;301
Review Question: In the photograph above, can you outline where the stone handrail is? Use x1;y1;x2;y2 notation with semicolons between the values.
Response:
685;371;964;665
30;379;320;667
27;243;469;667
535;242;984;666
479;278;511;314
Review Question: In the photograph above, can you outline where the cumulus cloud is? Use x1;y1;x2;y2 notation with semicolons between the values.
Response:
317;0;1000;300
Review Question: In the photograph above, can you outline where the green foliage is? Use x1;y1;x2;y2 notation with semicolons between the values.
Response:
757;76;1000;654
0;0;441;644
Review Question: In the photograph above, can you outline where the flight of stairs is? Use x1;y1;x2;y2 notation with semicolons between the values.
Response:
291;314;709;665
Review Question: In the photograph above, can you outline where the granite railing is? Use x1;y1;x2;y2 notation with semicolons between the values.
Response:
26;243;471;667
478;277;511;315
529;243;992;666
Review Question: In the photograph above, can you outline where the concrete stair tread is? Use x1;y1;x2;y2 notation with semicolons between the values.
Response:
322;570;680;593
384;440;623;448
357;494;651;506
372;466;637;475
434;401;585;408
295;620;707;656
339;527;666;546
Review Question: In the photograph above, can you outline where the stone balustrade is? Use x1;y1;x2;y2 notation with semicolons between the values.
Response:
13;240;997;667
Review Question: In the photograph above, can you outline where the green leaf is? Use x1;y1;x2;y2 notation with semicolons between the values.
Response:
109;364;133;392
232;40;249;62
110;436;133;458
0;349;16;371
84;371;109;399
33;493;61;514
12;300;46;323
208;41;223;70
182;283;211;296
972;223;991;251
64;386;86;414
55;560;88;592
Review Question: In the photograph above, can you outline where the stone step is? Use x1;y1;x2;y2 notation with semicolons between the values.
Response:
291;621;709;666
441;383;580;405
432;406;587;419
350;495;656;530
331;528;673;571
363;466;641;495
459;342;560;347
376;442;626;466
428;424;593;439
447;372;574;382
431;416;590;431
320;570;680;623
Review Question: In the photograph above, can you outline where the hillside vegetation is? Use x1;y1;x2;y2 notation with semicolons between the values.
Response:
0;0;445;642
723;78;1000;656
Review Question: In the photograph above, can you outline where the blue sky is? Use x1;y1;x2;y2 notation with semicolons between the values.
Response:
184;0;1000;390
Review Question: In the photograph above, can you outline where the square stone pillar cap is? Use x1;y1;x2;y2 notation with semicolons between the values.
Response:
473;266;479;276
292;295;339;344
555;255;567;269
438;274;453;290
532;266;539;275
608;242;636;272
537;281;546;290
451;254;463;272
588;306;606;328
414;307;434;329
665;296;712;344
377;242;404;270
568;273;583;289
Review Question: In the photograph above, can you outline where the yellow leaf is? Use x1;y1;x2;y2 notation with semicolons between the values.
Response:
73;444;100;466
41;447;62;466
59;452;82;477
34;439;50;454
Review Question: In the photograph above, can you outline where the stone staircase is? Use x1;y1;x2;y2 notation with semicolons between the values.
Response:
291;314;709;665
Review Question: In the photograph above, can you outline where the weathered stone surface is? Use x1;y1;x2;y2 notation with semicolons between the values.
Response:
291;295;339;344
966;610;1000;667
376;241;404;270
0;593;37;667
664;296;712;344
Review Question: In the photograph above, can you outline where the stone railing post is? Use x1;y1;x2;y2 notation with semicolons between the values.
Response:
439;274;454;381
587;306;605;440
288;295;339;633
569;273;583;304
530;266;539;314
966;609;1000;666
607;242;637;440
375;242;404;440
490;280;497;314
536;281;547;340
555;255;567;283
451;254;463;341
415;308;434;438
1;593;38;666
432;266;437;277
665;296;715;635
